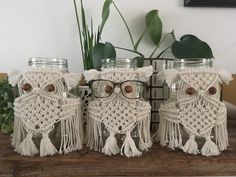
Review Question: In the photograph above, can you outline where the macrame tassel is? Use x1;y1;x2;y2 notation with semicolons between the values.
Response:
182;135;199;155
17;132;38;156
201;136;220;156
40;133;57;157
121;131;142;157
11;117;25;150
138;117;152;151
102;131;120;155
86;109;103;152
215;119;229;151
153;115;167;146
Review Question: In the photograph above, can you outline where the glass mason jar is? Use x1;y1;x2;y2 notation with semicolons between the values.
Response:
169;58;213;101
101;58;137;69
28;57;70;148
28;57;68;72
98;58;141;145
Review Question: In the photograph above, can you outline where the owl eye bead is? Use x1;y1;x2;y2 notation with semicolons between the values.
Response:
208;87;217;95
186;87;196;95
21;83;32;92
105;85;113;94
46;84;55;92
124;85;133;93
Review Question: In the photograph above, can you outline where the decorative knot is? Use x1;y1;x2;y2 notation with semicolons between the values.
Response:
198;90;205;97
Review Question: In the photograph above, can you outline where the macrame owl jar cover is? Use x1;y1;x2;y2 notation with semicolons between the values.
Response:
9;65;83;156
154;67;233;156
85;66;153;157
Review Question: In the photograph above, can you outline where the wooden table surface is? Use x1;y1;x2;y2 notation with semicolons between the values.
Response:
0;117;236;176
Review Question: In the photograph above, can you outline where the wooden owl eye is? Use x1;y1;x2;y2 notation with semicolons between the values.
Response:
208;87;217;95
105;85;113;94
46;84;55;92
124;85;133;93
186;87;196;95
21;83;32;92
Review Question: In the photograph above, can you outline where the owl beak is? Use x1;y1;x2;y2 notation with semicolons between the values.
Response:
33;87;41;95
198;90;205;97
114;87;120;94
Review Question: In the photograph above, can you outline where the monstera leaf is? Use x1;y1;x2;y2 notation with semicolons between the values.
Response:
171;34;214;59
92;42;116;70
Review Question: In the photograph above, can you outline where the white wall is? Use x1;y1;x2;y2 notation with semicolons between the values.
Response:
0;0;236;73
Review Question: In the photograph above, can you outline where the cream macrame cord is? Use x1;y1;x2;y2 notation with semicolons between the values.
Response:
154;67;232;156
85;66;153;157
9;67;83;156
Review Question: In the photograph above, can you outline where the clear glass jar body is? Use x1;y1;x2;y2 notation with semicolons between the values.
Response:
170;58;213;101
28;57;69;148
28;57;74;98
99;58;139;144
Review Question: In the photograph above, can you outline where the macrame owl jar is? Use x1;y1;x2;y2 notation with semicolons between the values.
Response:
154;67;233;156
9;59;83;156
84;66;153;157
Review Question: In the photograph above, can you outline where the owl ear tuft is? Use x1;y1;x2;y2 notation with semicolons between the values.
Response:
157;69;179;86
83;69;100;82
63;73;82;90
136;66;153;82
217;69;233;85
8;70;23;87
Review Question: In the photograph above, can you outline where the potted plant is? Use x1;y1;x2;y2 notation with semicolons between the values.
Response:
0;78;18;134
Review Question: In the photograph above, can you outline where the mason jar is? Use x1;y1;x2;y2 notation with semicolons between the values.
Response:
28;57;70;148
169;58;213;101
95;58;142;145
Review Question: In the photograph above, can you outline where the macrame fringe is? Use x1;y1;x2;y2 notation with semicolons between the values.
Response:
182;135;199;155
102;131;120;155
155;115;182;149
138;115;152;151
59;109;83;154
17;132;38;156
121;132;142;157
86;113;103;152
40;133;57;156
201;136;220;156
215;118;228;151
11;116;26;150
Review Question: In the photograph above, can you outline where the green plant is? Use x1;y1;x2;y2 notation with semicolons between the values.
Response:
74;0;214;71
97;0;214;62
73;0;116;70
98;0;175;63
171;34;214;59
0;79;18;134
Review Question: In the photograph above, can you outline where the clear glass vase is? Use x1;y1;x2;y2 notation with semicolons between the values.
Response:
99;58;140;145
170;58;214;101
28;57;70;148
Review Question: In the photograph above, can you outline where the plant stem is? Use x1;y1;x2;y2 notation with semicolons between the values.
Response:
73;0;86;69
112;2;135;48
156;45;172;58
149;32;172;58
114;46;144;57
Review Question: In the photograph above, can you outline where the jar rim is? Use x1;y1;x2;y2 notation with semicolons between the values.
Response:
28;57;68;66
101;58;137;69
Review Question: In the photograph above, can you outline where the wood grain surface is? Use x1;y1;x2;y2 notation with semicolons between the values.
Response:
0;117;236;176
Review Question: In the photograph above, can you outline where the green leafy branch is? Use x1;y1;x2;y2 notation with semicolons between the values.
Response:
0;79;18;134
